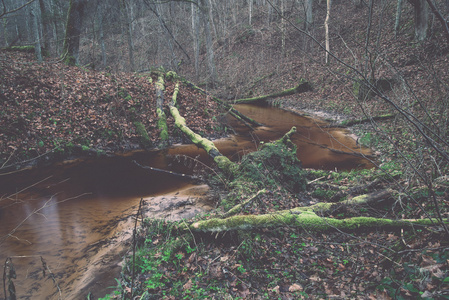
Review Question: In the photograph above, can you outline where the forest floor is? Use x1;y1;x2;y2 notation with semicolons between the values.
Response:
2;6;449;296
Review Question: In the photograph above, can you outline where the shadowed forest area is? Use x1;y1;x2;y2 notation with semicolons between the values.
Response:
1;0;449;299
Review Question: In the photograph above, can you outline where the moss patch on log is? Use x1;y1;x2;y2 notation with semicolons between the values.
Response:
189;211;443;232
134;121;152;147
155;75;169;142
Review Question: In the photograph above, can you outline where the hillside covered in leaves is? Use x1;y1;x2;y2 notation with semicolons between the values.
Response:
0;50;222;170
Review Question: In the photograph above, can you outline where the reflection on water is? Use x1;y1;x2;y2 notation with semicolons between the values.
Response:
0;105;374;299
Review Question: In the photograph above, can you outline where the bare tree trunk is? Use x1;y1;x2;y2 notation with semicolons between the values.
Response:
97;2;106;67
412;0;429;41
121;0;135;71
38;0;50;52
200;0;217;86
305;0;313;31
394;0;403;37
49;0;63;55
208;0;218;40
154;3;176;70
281;0;285;57
249;0;253;25
191;2;200;81
2;16;8;47
30;1;43;62
325;0;331;64
62;0;86;65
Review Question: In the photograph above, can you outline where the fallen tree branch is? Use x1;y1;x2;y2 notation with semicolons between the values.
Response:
232;80;312;104
222;189;267;218
329;179;382;202
181;189;413;232
329;114;396;127
186;209;445;233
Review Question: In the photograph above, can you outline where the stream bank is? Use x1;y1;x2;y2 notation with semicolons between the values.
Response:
0;102;374;299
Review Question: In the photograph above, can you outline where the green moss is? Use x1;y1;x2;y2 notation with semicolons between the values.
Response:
4;45;35;53
156;107;169;141
234;140;307;193
190;211;444;233
64;55;76;66
134;121;152;147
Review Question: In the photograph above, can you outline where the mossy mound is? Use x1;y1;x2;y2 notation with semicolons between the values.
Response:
235;142;306;193
222;137;307;211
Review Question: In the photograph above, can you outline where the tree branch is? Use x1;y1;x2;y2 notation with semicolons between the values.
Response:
0;0;36;18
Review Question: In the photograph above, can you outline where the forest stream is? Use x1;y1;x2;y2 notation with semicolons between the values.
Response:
0;104;373;299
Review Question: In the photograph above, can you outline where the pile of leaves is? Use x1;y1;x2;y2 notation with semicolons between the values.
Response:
0;50;222;169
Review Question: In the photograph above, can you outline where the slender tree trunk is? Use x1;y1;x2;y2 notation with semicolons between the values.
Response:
208;0;218;40
154;3;176;70
394;0;403;37
200;0;217;86
38;0;50;52
2;17;8;47
191;2;200;81
121;0;135;71
412;0;429;41
281;0;286;57
249;0;253;25
49;0;62;55
62;0;86;65
325;0;331;64
97;2;106;67
30;1;43;62
305;0;313;31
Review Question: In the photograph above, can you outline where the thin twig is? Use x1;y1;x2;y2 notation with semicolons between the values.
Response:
130;198;143;299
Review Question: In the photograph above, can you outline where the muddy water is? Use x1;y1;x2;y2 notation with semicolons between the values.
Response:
0;105;373;299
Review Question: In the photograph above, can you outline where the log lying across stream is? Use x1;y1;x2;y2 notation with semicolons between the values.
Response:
232;80;312;104
169;80;237;177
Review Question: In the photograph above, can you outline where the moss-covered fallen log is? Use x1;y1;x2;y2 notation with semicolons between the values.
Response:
182;188;446;233
187;210;445;233
155;74;169;142
169;81;237;176
232;80;312;104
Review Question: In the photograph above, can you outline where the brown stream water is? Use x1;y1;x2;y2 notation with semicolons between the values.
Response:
0;105;373;299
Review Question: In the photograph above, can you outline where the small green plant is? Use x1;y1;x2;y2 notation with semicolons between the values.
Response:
359;132;379;148
237;265;247;274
